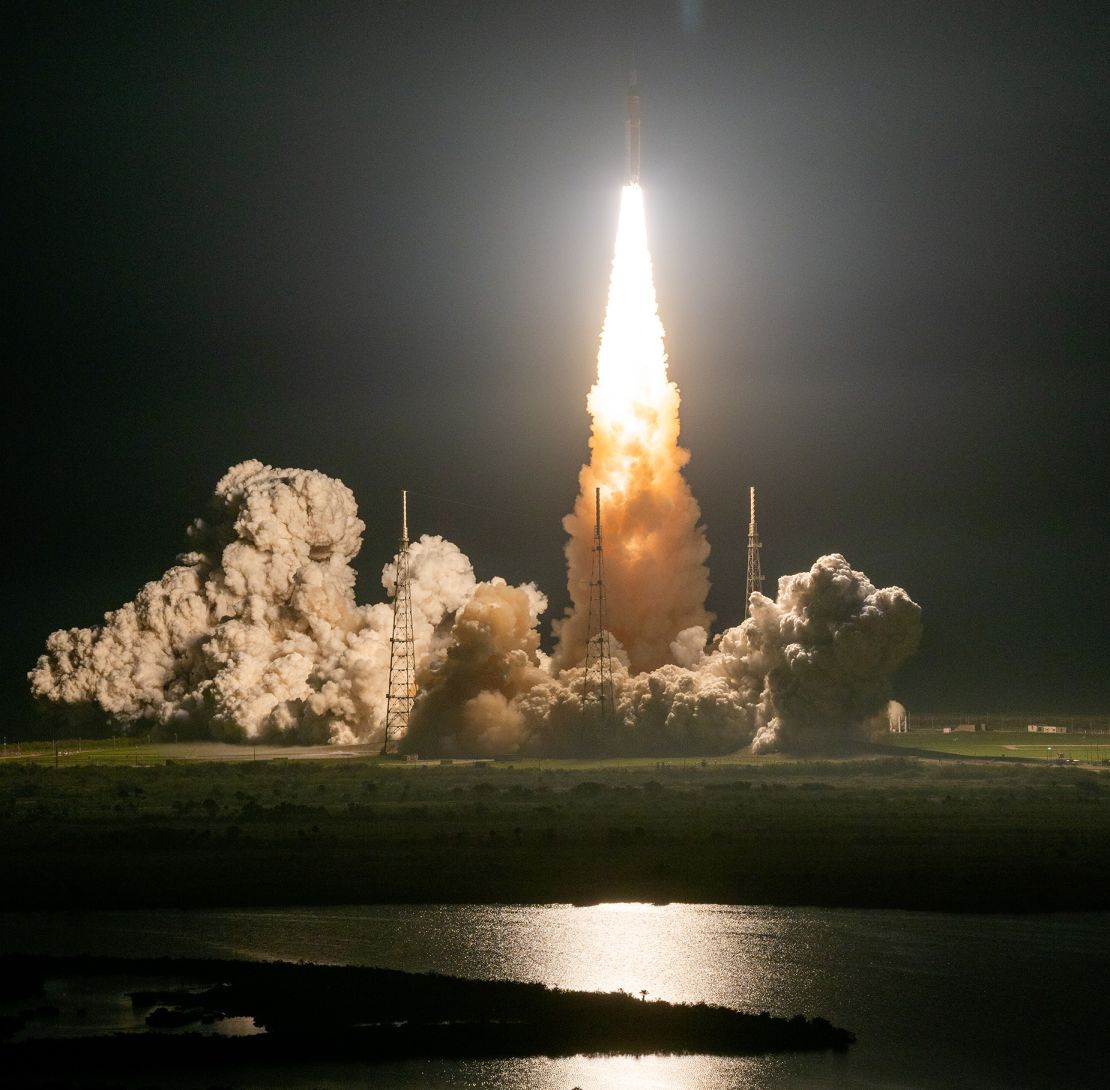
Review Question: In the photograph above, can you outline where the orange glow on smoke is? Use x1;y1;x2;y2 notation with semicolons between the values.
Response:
554;185;712;675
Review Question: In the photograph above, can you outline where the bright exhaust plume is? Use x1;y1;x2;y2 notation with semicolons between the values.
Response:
554;185;711;674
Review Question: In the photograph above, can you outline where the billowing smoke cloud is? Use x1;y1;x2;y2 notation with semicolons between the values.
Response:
405;554;919;759
402;579;549;756
707;554;923;753
552;185;712;674
31;461;920;755
29;461;476;744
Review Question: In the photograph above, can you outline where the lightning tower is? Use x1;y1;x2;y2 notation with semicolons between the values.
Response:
382;490;416;755
745;485;764;618
582;486;616;722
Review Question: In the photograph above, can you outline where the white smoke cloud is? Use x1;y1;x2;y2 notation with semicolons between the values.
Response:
383;534;476;630
708;554;923;754
670;625;709;669
31;465;920;756
408;554;919;759
29;461;476;744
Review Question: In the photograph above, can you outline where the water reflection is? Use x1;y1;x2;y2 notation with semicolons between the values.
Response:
488;1053;773;1090
488;902;777;1007
1;905;1107;1089
0;974;263;1042
130;1054;805;1090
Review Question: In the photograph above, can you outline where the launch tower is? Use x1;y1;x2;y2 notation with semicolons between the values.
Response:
382;490;416;754
745;485;764;619
582;486;616;723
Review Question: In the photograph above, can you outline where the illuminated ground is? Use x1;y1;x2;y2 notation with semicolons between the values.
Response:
0;738;376;766
883;730;1110;762
2;746;1107;913
4;729;1108;768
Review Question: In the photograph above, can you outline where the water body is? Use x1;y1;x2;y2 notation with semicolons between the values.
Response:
2;904;1106;1089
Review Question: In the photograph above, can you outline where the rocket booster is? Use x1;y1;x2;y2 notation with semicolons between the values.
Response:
626;73;640;184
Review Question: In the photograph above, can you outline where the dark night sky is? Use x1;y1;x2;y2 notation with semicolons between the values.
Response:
7;1;1108;729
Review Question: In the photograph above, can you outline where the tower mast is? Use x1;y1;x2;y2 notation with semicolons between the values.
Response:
583;486;616;726
745;485;764;619
382;490;416;755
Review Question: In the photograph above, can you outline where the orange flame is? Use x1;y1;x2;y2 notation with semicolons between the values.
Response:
554;185;712;674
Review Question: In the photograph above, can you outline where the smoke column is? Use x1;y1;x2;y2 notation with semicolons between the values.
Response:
709;554;923;754
28;461;477;744
553;184;711;674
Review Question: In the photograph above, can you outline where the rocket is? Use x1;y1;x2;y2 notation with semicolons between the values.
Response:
626;72;640;184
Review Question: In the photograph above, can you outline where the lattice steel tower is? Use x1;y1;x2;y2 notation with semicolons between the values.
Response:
745;485;764;619
382;490;416;755
582;486;616;720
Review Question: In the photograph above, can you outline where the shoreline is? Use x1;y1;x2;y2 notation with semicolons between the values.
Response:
1;954;854;1081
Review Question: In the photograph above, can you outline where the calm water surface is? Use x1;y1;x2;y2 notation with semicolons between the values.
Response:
2;904;1106;1089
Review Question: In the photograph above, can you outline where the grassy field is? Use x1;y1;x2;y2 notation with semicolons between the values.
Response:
13;731;1106;768
0;737;376;766
2;747;1107;913
883;730;1110;762
0;737;817;769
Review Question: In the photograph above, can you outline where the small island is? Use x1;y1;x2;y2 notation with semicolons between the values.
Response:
1;954;853;1083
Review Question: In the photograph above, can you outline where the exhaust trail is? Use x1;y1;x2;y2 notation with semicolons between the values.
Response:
553;183;712;674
